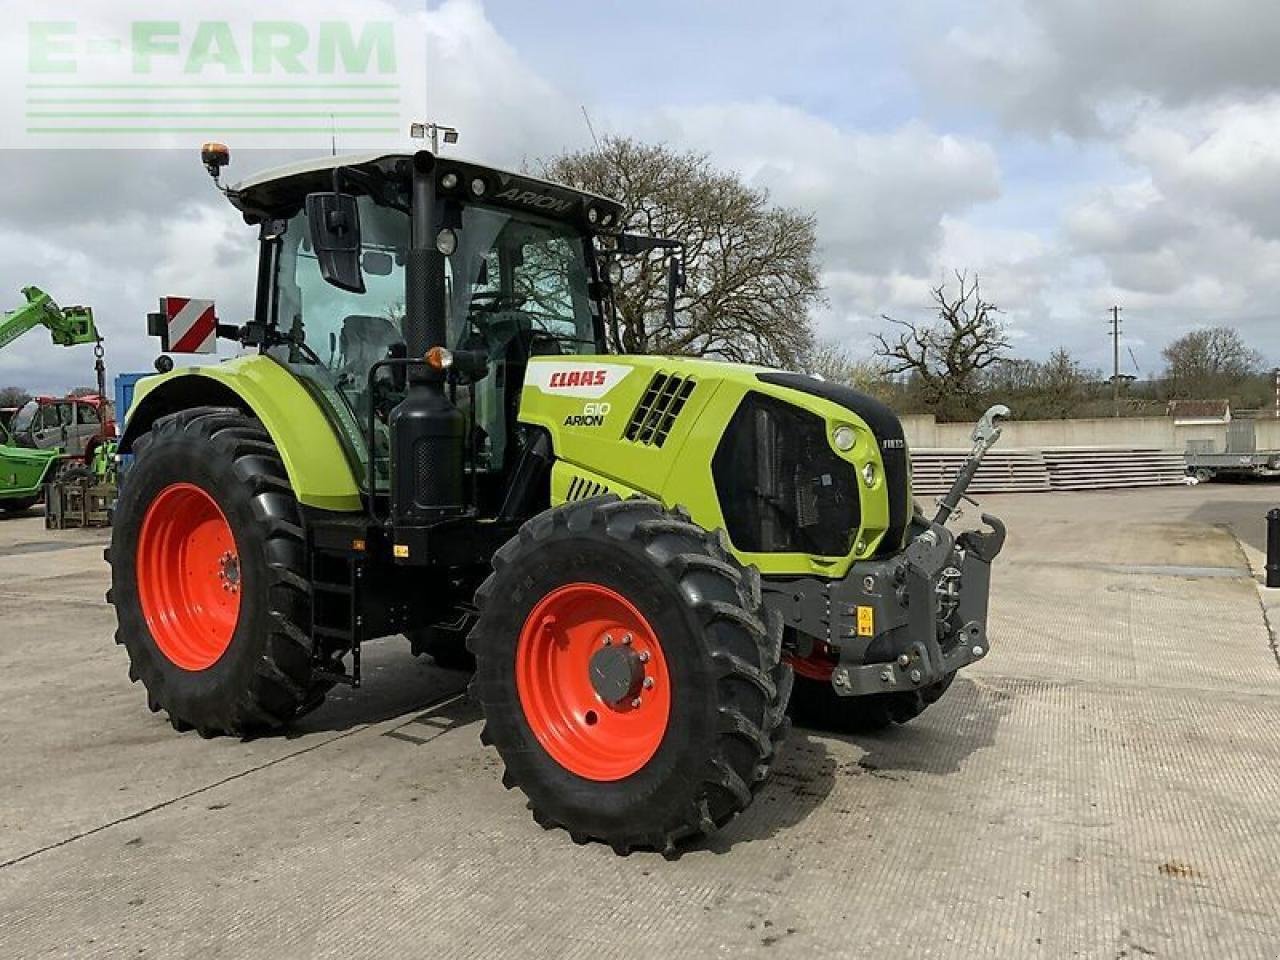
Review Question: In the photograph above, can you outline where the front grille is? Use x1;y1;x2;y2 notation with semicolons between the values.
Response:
711;392;861;555
625;373;696;447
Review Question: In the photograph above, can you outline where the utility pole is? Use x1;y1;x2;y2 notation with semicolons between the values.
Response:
1109;305;1122;417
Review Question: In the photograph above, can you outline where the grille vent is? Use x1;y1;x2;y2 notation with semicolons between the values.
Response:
625;373;696;447
566;475;610;501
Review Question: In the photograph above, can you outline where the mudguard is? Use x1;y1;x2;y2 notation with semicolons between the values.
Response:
120;355;362;512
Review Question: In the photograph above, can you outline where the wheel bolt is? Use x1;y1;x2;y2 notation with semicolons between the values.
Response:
622;634;633;645
638;651;650;663
643;677;654;690
897;654;910;667
603;635;612;646
630;697;641;708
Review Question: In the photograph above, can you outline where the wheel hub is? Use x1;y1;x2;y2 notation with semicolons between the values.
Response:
219;552;241;592
589;643;645;705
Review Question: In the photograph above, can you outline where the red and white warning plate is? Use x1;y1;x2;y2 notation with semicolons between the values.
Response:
161;297;217;354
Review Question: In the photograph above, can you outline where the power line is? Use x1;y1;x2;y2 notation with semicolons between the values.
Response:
580;105;601;150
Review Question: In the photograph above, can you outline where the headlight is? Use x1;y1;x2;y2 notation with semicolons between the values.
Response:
862;462;877;487
435;228;458;256
832;425;856;452
587;207;599;224
470;177;487;197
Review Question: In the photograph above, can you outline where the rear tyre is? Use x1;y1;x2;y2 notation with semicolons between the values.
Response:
788;650;954;733
0;496;38;514
468;495;791;855
107;407;323;736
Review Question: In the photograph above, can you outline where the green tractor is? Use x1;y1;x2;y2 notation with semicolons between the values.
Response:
107;144;1007;854
0;287;103;515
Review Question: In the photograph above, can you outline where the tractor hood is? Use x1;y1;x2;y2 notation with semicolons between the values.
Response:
517;355;910;578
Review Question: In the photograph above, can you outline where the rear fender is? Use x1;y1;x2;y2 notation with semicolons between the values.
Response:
120;356;362;512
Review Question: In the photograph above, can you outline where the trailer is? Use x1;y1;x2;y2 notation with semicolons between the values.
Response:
1185;421;1280;482
1185;449;1280;482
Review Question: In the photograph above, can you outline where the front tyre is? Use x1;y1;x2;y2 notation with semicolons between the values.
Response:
468;496;791;855
107;407;322;737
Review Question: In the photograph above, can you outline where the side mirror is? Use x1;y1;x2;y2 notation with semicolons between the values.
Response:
305;193;365;294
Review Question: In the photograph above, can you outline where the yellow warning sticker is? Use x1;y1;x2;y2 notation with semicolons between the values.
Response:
856;606;875;637
393;544;410;559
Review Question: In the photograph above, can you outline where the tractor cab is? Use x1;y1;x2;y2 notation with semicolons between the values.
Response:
220;150;645;514
8;393;110;456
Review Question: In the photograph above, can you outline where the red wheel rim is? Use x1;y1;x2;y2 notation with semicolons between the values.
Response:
136;482;241;671
515;583;671;781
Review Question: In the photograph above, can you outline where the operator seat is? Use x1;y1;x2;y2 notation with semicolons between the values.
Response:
338;314;403;383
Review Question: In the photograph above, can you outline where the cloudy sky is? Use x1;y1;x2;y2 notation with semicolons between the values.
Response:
2;0;1279;391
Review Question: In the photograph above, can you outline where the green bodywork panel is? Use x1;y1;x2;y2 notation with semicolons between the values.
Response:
0;443;57;500
128;355;363;512
520;356;900;579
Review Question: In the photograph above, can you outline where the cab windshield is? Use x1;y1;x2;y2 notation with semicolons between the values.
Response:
274;195;600;488
11;401;38;435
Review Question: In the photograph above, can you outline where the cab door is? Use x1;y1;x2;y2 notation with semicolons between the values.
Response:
32;402;70;450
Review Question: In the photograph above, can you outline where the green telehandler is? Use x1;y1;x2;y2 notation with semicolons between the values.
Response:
107;144;1007;854
0;287;102;514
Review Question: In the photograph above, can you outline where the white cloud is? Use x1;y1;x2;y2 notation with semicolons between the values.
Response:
629;104;1000;275
924;0;1280;136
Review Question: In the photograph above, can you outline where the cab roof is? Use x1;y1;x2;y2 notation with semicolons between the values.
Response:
227;150;626;232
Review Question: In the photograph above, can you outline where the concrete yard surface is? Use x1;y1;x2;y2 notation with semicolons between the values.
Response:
1;484;1279;958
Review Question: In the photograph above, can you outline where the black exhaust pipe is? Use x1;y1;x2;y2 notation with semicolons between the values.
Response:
390;151;465;530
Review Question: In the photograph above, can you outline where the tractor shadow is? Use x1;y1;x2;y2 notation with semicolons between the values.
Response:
698;676;1008;854
697;730;840;853
286;638;473;736
828;676;1010;777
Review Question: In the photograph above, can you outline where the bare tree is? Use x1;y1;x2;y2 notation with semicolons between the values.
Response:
1161;327;1263;399
983;347;1100;419
538;137;822;367
874;272;1009;419
800;338;891;394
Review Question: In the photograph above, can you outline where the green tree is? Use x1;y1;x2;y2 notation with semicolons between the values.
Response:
0;386;31;407
1161;327;1263;400
538;137;822;367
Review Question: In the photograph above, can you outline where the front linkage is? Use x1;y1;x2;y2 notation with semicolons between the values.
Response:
765;405;1009;700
